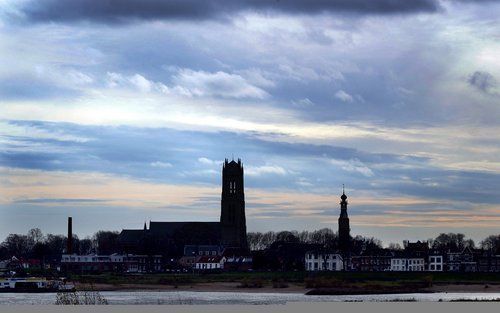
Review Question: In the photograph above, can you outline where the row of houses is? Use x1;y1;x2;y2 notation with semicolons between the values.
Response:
59;245;252;274
61;254;162;273
306;243;500;272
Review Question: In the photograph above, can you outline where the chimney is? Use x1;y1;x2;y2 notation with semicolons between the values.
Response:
67;217;73;254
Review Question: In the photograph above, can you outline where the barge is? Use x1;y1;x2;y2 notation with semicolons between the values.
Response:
0;277;75;293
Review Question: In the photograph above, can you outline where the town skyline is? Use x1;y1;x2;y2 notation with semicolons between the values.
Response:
1;0;500;244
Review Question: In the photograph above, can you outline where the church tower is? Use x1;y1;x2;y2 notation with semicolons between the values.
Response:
338;185;351;254
220;158;248;250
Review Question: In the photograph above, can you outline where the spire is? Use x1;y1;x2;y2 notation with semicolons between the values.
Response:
341;184;347;202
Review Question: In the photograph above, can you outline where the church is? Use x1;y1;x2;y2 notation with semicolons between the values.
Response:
118;158;248;256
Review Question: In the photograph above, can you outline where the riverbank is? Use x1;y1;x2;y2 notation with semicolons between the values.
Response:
69;272;500;295
74;281;500;295
74;281;307;293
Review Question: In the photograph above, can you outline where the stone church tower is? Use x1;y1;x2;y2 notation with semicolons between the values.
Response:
220;158;248;250
338;185;351;254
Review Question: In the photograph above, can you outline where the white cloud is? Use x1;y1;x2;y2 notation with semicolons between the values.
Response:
105;69;268;99
277;63;344;82
198;157;221;166
331;159;374;177
172;69;269;99
150;161;173;168
236;68;276;88
246;165;288;176
106;72;169;94
292;98;315;107
335;90;354;102
296;177;313;187
129;74;153;93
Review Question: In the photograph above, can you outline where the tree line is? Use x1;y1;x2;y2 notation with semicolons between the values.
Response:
2;228;500;260
247;228;383;255
248;229;500;254
0;228;120;261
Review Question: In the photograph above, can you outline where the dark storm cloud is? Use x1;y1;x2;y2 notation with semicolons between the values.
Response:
19;0;442;23
468;71;497;94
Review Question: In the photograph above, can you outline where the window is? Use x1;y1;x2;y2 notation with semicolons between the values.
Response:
229;181;237;194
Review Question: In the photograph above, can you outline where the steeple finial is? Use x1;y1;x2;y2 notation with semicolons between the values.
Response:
341;184;347;202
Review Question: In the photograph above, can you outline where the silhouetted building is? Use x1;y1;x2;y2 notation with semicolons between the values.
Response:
67;217;73;254
118;158;248;257
351;249;394;272
338;186;351;258
221;158;248;249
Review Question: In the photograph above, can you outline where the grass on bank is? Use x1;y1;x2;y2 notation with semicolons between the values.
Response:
68;271;500;289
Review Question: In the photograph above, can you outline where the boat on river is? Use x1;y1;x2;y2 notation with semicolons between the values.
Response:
0;277;75;293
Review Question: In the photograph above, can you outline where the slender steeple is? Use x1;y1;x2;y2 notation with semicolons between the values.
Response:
338;185;350;254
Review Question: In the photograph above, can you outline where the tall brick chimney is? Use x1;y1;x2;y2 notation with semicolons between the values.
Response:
67;217;73;254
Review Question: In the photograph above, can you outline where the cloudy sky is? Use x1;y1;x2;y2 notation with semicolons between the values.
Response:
1;0;499;245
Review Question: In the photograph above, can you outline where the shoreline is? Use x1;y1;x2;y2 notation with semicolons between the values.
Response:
74;282;500;294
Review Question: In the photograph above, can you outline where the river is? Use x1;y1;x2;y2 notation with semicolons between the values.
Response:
0;291;499;304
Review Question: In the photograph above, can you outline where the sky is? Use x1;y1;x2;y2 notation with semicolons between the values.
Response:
0;0;499;245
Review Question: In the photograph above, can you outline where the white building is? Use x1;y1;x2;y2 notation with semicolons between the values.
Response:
305;251;343;271
428;255;444;271
391;257;425;271
61;254;162;273
407;258;425;271
391;258;407;271
195;256;224;270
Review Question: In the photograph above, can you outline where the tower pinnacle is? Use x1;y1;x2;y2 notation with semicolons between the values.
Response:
338;186;351;258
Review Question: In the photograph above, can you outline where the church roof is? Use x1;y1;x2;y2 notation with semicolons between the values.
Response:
119;229;145;244
149;221;220;236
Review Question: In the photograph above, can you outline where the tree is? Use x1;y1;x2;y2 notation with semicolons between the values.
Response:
481;235;500;253
431;233;475;251
247;232;264;251
92;231;120;255
27;228;44;245
275;231;299;243
259;231;276;249
310;228;336;246
77;238;94;255
45;234;67;256
3;234;30;257
351;235;383;255
388;242;402;250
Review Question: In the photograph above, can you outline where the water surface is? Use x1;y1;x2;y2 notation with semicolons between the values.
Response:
0;291;499;305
